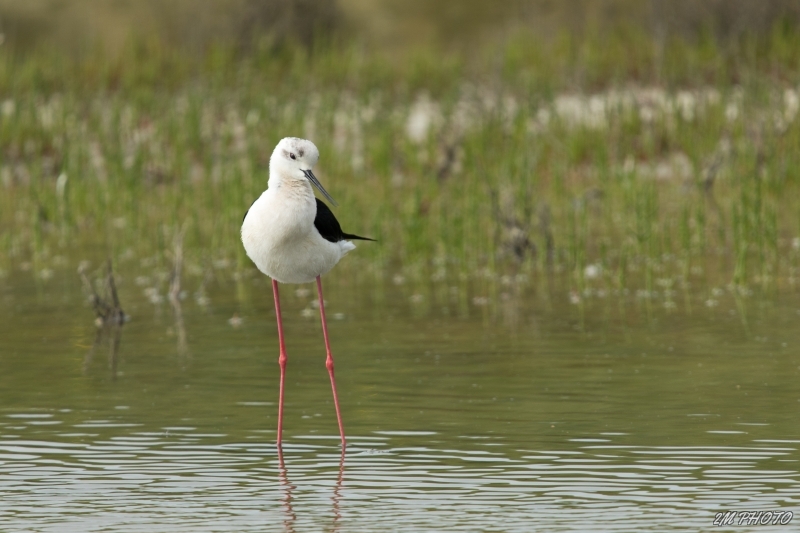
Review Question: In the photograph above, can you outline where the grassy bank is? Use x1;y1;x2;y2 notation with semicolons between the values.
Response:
1;27;800;305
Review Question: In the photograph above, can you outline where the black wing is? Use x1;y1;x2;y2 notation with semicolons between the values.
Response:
314;198;375;243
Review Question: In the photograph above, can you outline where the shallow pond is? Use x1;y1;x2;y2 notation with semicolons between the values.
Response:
1;270;799;531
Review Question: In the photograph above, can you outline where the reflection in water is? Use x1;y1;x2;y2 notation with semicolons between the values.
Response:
331;448;345;532
169;227;190;359
79;259;126;327
2;265;800;530
276;445;346;533
277;446;297;532
83;324;123;379
732;290;751;338
79;259;127;378
0;423;797;531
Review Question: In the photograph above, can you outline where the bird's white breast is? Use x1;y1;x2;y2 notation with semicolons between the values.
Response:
241;182;354;284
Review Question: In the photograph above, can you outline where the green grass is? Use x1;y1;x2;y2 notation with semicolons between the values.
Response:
1;26;800;302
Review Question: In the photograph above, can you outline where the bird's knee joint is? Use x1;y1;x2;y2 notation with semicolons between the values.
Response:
325;357;334;372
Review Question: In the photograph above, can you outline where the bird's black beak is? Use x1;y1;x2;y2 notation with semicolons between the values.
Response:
302;169;338;206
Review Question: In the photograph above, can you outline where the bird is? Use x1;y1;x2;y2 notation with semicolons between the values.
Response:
241;137;373;448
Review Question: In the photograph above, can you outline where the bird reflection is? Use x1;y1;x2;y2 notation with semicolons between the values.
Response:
277;445;297;532
330;447;346;532
276;445;346;533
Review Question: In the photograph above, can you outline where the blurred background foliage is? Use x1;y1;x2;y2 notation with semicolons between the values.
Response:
0;0;798;94
1;0;799;55
1;0;800;300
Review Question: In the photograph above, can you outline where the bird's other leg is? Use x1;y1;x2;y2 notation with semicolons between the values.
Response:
272;279;288;447
316;275;346;447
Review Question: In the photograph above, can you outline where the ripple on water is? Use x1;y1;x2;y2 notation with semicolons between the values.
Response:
0;415;799;532
2;282;800;531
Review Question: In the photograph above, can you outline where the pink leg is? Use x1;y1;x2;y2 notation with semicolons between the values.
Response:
316;275;346;447
272;279;288;447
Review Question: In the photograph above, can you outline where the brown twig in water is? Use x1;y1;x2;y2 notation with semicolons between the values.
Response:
79;259;126;326
80;259;125;378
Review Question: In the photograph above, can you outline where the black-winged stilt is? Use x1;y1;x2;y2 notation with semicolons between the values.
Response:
241;137;373;448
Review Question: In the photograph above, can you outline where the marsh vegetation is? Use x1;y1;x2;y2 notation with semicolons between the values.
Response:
0;1;799;319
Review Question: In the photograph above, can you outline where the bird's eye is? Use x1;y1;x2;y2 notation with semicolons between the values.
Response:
290;153;297;160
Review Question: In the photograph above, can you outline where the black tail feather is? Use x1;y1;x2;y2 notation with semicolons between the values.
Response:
342;233;376;241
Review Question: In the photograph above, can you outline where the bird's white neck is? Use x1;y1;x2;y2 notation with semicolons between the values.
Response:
268;174;314;200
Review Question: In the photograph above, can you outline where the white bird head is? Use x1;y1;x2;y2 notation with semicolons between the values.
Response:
269;137;337;206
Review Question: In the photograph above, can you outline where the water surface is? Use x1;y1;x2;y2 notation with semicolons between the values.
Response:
1;271;799;531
